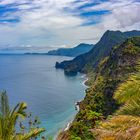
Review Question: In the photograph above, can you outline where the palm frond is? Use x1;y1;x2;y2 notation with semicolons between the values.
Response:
114;74;140;103
16;128;45;140
0;91;45;140
117;95;140;116
0;91;10;117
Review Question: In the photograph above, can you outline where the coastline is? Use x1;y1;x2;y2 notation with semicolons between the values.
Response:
56;74;89;139
82;76;89;88
64;121;71;131
65;74;89;129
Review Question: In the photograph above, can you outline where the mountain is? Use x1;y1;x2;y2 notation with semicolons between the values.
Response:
55;30;140;75
47;43;94;57
57;36;140;140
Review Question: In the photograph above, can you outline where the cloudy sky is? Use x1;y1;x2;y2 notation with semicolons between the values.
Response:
0;0;140;50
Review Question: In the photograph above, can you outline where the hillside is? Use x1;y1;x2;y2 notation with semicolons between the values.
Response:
55;30;140;75
57;37;140;140
94;62;140;140
47;43;94;57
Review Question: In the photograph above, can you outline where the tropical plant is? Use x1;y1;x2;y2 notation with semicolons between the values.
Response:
114;74;140;104
114;62;140;116
117;94;140;116
0;91;45;140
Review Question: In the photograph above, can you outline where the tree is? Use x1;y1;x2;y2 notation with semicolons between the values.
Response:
0;91;45;140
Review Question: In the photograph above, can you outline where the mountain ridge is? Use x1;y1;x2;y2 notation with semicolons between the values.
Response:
55;30;140;75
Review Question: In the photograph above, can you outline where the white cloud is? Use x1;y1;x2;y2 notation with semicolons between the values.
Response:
0;0;139;49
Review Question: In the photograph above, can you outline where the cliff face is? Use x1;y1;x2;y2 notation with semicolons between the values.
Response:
56;30;140;75
57;37;140;140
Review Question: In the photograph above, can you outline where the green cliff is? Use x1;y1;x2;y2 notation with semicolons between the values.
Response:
57;36;140;140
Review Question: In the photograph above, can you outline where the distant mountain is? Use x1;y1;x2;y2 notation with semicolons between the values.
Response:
47;43;94;57
55;30;140;75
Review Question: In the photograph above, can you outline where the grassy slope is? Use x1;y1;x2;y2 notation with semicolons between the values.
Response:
57;37;140;140
95;61;140;140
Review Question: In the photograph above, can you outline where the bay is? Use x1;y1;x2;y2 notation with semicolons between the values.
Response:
0;54;86;139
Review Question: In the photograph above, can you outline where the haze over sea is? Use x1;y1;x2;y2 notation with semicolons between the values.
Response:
0;54;86;138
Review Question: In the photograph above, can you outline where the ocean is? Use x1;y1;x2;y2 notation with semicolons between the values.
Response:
0;54;86;139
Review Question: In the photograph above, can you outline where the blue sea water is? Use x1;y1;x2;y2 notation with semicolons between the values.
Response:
0;54;86;139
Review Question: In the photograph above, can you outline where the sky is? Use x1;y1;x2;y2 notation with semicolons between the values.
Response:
0;0;140;51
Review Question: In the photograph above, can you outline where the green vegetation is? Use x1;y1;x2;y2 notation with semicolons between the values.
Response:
115;62;140;116
0;91;45;140
58;37;140;140
94;61;140;140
